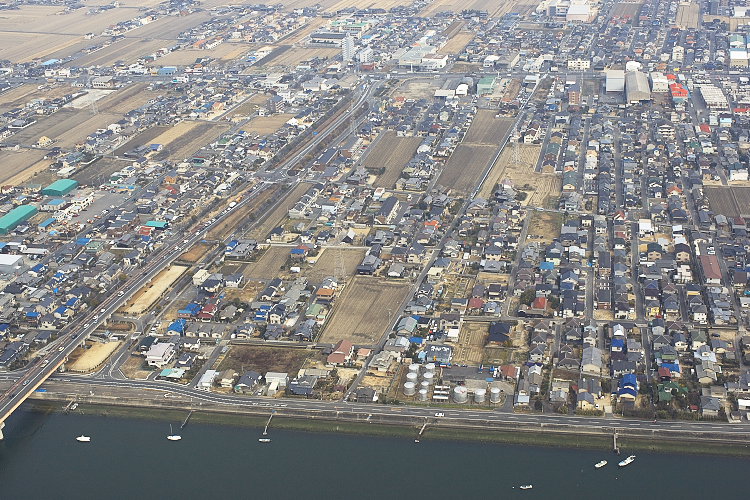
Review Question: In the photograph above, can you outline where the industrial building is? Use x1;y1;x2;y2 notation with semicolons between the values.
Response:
0;254;24;274
477;76;497;95
650;72;669;92
42;178;78;197
624;71;651;104
0;205;38;235
605;69;625;92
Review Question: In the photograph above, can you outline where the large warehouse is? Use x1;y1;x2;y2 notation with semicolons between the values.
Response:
41;178;78;197
625;70;651;104
0;205;38;234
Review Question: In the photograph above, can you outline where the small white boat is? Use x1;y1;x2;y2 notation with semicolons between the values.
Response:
258;438;271;443
595;460;608;468
167;424;181;441
414;439;420;443
618;455;636;467
75;435;90;442
519;485;533;490
71;403;78;410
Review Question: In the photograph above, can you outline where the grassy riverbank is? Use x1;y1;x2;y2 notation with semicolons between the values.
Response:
22;400;750;457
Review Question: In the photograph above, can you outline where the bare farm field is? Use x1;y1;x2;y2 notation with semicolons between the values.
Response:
438;31;475;55
0;32;86;64
223;94;271;121
94;83;164;114
264;46;340;67
463;111;513;146
0;84;77;114
307;248;366;283
0;6;134;35
243;247;291;280
243;114;295;135
361;132;422;188
132;12;212;40
453;322;489;365
73;38;172;67
152;121;230;161
0;149;50;186
422;0;538;17
436;144;497;195
218;346;310;376
113;126;170;156
705;186;750;218
156;41;255;66
319;277;410;345
7;110;121;149
121;265;188;315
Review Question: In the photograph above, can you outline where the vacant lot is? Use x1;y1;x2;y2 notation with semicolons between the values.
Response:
0;149;49;185
73;156;133;186
265;46;340;67
395;80;440;100
113;126;170;156
243;114;295;135
151;121;230;162
121;265;188;315
706;186;750;218
223;93;270;121
307;247;366;282
527;211;563;244
244;247;291;280
320;277;410;345
463;111;513;146
248;182;310;241
67;342;121;373
438;31;475;55
218;346;310;375
480;144;541;198
361;132;422;188
611;1;643;19
436;144;497;195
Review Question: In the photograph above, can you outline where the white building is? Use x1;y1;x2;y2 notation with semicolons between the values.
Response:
0;254;24;274
567;58;590;71
358;47;373;64
650;72;669;92
197;369;218;391
698;85;729;110
146;343;175;368
672;45;685;62
605;69;625;92
342;34;355;62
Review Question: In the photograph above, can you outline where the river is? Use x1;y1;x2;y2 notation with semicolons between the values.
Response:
0;406;748;499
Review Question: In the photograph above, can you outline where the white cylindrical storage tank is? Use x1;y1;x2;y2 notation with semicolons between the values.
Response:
425;363;436;373
422;371;434;385
453;385;468;403
490;387;502;403
404;381;416;396
408;363;420;374
474;388;486;403
420;380;430;391
406;372;418;383
418;389;429;401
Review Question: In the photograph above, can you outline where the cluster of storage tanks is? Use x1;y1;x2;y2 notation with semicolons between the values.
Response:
403;363;436;401
403;363;502;404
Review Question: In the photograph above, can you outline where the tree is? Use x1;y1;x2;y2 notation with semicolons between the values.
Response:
519;288;536;306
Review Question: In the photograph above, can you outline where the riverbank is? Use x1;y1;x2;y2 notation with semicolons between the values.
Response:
22;399;750;457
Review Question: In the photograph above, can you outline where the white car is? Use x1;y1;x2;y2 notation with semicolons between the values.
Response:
434;412;445;417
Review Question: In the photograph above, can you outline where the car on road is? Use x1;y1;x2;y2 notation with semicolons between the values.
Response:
434;412;445;417
58;346;64;351
23;380;28;385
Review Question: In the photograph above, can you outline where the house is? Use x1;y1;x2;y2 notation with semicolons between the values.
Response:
235;370;262;393
700;395;722;417
218;369;238;388
581;346;602;375
289;375;318;396
327;340;354;366
145;343;175;368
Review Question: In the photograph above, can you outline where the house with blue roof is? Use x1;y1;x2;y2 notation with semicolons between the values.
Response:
167;319;187;334
617;373;638;402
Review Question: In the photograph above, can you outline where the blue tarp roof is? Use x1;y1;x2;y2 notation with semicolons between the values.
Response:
76;238;91;245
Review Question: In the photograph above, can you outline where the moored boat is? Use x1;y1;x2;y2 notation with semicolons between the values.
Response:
75;435;90;442
595;460;608;468
618;455;636;467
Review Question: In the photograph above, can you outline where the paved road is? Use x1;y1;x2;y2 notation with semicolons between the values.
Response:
1;374;747;437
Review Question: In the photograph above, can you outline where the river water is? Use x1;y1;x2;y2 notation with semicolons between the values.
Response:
0;406;748;499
